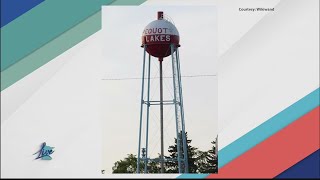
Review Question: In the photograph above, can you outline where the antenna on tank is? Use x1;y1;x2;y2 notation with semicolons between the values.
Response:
157;11;164;20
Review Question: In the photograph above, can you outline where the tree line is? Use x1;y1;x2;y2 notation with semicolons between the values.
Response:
112;132;218;174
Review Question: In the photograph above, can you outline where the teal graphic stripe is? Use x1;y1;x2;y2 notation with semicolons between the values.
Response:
109;0;146;5
218;88;320;168
1;11;101;91
1;0;111;72
0;0;147;91
177;174;210;179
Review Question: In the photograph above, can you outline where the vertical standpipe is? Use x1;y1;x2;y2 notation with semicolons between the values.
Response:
158;11;165;173
159;57;165;173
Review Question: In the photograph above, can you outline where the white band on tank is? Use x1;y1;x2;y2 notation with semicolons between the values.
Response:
142;20;179;36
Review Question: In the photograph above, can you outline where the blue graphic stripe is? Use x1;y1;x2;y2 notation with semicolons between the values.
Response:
0;0;45;28
276;149;320;179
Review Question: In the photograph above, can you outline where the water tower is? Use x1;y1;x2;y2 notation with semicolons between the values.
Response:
137;11;189;173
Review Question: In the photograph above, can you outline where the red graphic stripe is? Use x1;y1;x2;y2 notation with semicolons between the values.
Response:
207;106;320;179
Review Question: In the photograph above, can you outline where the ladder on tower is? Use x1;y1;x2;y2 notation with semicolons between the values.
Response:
171;46;187;173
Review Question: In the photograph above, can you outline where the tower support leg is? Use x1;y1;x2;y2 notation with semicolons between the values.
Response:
176;49;189;173
171;44;182;173
144;54;151;173
137;45;147;173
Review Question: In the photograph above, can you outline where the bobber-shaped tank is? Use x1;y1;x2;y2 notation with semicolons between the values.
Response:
141;11;180;58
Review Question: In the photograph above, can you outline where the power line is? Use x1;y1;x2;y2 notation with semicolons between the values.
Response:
101;74;217;81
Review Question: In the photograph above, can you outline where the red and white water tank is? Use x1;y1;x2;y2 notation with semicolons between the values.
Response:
142;11;180;58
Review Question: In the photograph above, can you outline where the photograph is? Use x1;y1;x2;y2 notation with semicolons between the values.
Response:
100;6;218;174
1;0;319;179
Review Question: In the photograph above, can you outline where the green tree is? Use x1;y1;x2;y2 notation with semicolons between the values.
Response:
112;154;141;173
112;136;218;174
112;154;161;173
195;150;209;173
165;132;198;173
205;140;218;173
195;140;218;173
147;160;161;173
